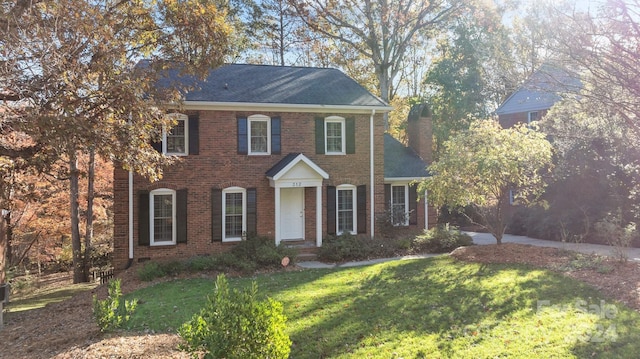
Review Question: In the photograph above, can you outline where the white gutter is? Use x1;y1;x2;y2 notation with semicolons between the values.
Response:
179;101;393;114
128;170;134;260
384;177;427;182
128;114;135;264
370;109;376;238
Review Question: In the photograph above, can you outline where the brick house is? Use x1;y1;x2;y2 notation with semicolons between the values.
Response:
113;64;433;269
496;65;580;128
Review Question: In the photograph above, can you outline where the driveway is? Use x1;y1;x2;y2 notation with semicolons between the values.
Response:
297;232;640;269
465;231;640;262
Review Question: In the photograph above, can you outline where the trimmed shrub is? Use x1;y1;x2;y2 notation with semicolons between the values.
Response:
136;235;296;281
137;261;166;282
412;224;473;253
229;234;297;269
179;274;291;359
317;233;408;262
92;279;138;332
186;255;218;272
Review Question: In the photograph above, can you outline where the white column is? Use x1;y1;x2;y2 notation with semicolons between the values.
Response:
128;170;134;260
370;110;376;238
316;185;323;247
275;186;281;245
424;189;429;230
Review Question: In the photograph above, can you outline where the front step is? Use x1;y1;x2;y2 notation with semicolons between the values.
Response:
281;239;319;262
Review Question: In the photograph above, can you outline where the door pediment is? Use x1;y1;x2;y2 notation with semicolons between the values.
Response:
266;153;329;188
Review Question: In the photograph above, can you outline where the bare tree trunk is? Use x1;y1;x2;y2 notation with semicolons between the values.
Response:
278;0;285;66
83;149;95;279
0;209;6;284
5;211;11;269
69;151;85;283
376;65;391;130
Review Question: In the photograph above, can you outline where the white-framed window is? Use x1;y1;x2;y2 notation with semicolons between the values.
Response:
391;184;409;226
248;114;271;155
527;111;539;125
337;184;357;234
325;116;345;154
164;113;189;156
222;187;246;242
150;188;176;246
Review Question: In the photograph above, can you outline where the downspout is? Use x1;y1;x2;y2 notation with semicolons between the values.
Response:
370;109;376;238
126;170;134;269
126;115;134;270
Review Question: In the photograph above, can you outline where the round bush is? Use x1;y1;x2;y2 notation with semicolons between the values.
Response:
179;274;291;359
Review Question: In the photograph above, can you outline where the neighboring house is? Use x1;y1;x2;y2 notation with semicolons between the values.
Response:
496;65;580;128
112;64;433;270
496;65;581;205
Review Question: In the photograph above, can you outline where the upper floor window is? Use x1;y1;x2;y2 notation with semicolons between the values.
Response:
527;111;539;125
222;187;246;242
391;184;409;226
164;113;189;156
337;184;357;234
248;115;271;155
325;117;345;154
150;188;176;246
237;116;280;155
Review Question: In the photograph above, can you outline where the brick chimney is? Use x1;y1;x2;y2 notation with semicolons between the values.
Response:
407;103;433;163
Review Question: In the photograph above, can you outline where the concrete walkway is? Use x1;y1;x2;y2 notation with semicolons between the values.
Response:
297;232;640;269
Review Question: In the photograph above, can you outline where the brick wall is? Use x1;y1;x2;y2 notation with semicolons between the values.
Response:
113;110;386;270
407;107;433;163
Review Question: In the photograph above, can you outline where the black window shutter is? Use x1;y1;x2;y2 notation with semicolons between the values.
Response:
188;115;199;155
315;117;325;154
211;188;222;242
357;185;367;234
151;140;162;153
271;117;281;155
409;184;418;225
327;186;336;235
177;188;188;243
138;191;150;246
247;188;257;236
384;184;391;213
237;117;248;155
346;117;356;154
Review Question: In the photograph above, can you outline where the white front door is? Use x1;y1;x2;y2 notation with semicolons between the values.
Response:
280;188;304;240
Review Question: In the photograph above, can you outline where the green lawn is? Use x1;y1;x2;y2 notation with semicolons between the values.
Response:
126;256;640;358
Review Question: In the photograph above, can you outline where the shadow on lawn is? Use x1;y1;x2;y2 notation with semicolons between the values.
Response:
282;257;640;358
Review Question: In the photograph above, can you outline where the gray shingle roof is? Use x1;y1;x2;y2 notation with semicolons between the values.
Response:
265;153;300;178
384;134;429;179
155;63;389;108
495;65;581;115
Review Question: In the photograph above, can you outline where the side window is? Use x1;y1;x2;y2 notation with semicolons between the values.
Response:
222;187;246;242
325;116;345;154
248;115;271;155
164;113;189;156
150;188;176;245
391;184;408;226
337;185;357;234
